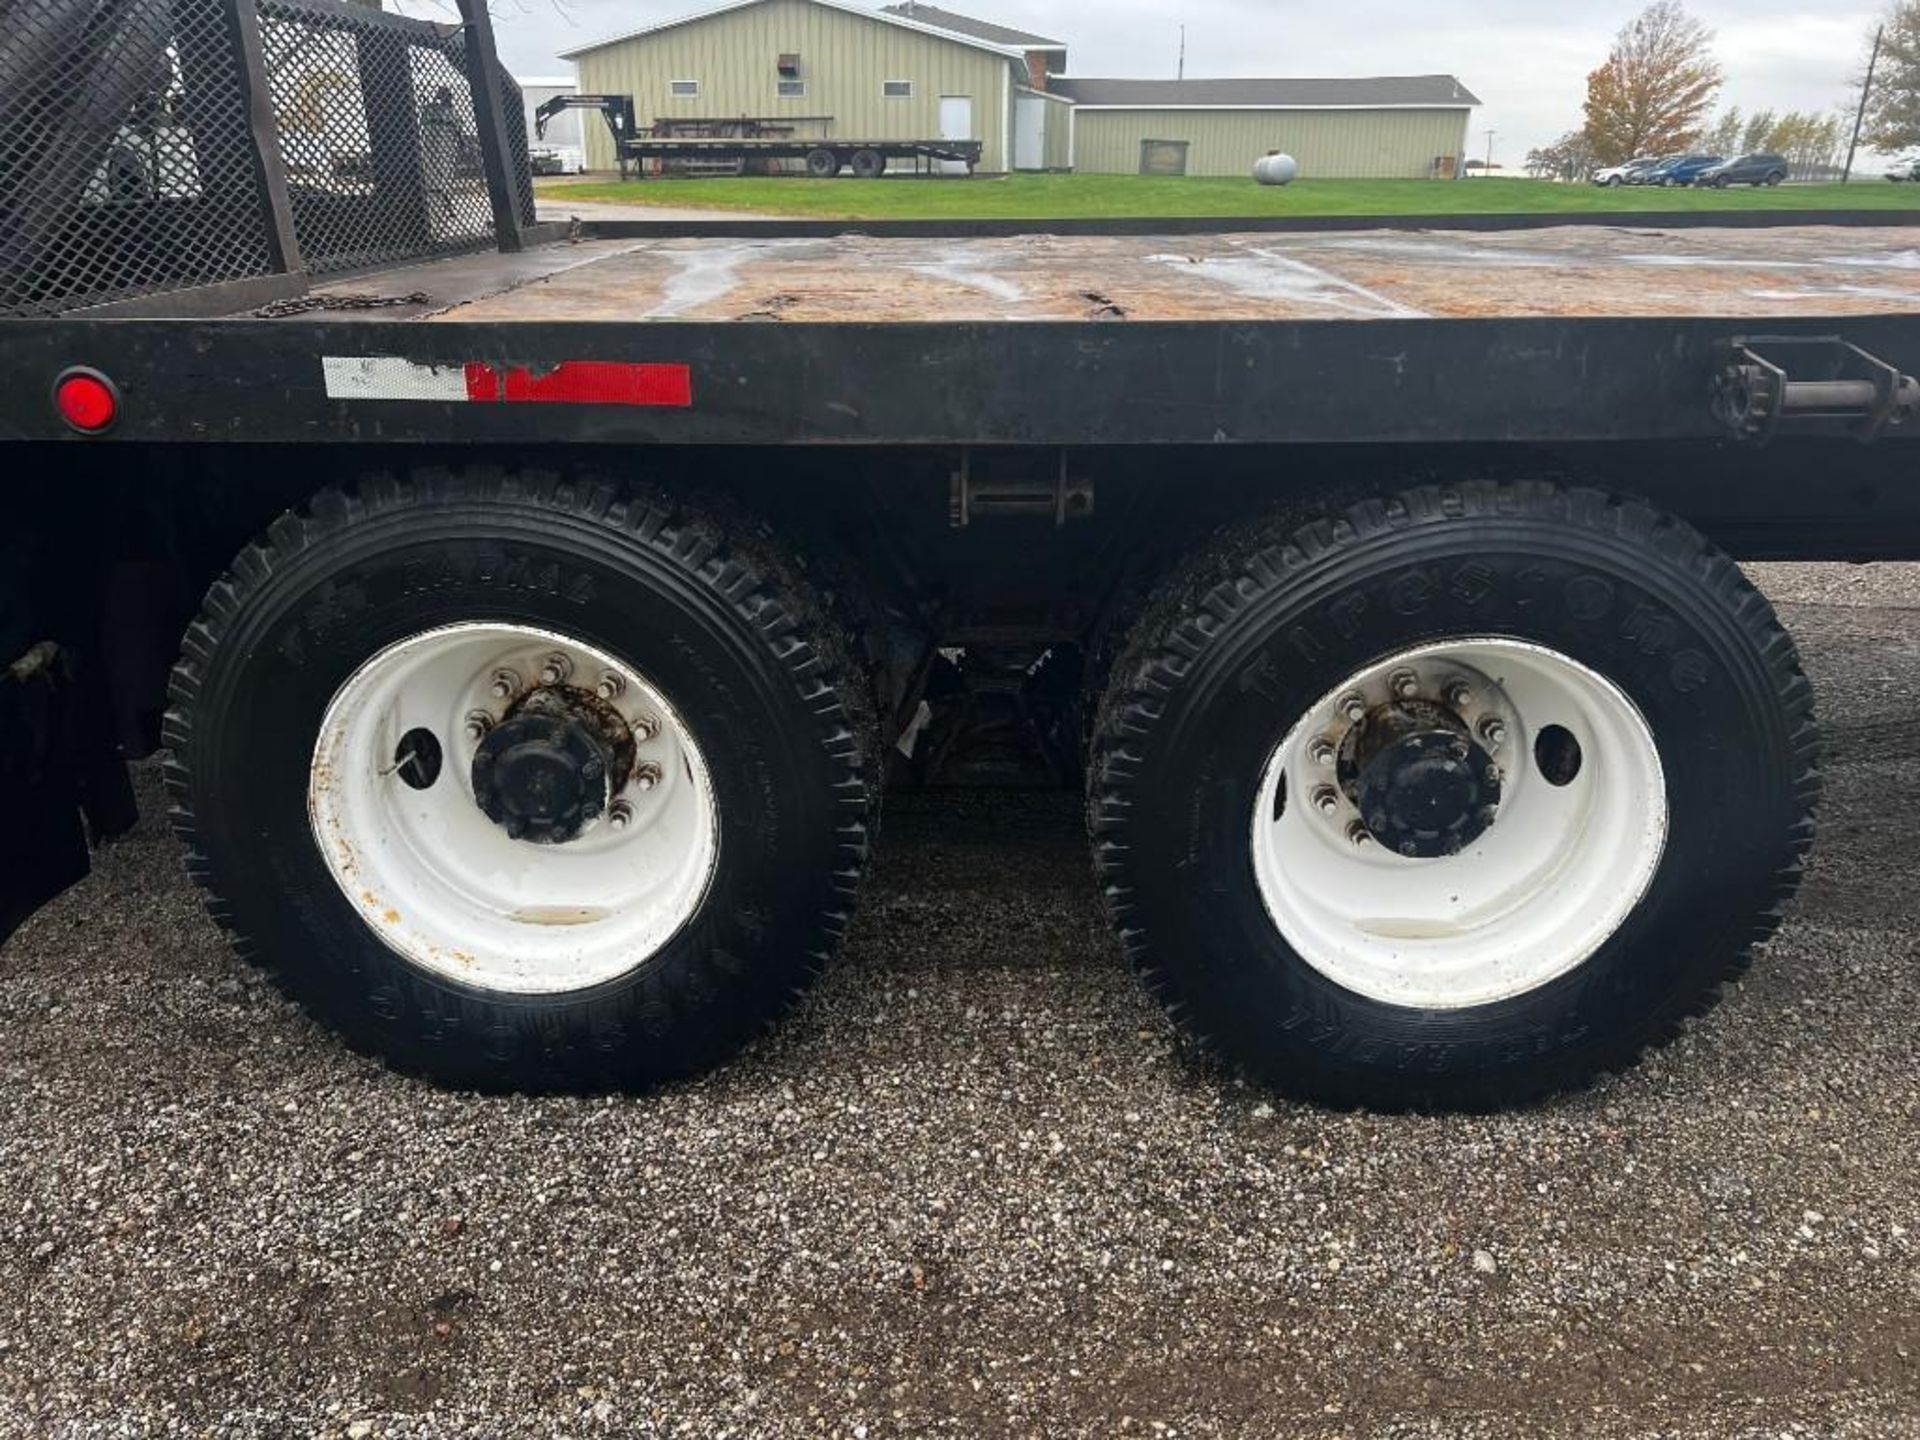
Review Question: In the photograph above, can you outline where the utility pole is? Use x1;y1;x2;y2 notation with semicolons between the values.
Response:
1177;25;1186;81
1845;24;1884;184
1484;128;1496;176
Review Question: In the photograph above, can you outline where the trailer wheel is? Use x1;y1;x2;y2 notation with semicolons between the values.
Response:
1088;483;1819;1111
850;148;886;179
163;470;877;1090
805;148;840;178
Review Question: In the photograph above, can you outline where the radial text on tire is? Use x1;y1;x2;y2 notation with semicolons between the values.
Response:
1088;483;1820;1111
163;470;877;1090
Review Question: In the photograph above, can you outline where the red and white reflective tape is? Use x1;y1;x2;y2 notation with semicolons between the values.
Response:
321;356;692;407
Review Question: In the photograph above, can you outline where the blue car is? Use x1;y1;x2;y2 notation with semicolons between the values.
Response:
1647;153;1725;187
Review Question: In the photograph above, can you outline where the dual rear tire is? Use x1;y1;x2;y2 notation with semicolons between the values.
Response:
165;471;876;1090
168;476;1817;1109
1087;483;1818;1109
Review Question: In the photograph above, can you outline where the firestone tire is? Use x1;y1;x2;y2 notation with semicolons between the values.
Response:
164;469;878;1091
1087;483;1819;1112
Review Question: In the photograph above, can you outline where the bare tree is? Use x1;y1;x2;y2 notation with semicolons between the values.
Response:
1862;1;1920;151
1581;1;1724;165
1525;131;1596;181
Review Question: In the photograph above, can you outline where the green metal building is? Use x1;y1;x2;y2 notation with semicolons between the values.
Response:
558;0;1477;180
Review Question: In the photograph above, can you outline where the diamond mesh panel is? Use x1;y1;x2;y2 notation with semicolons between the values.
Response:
258;1;497;274
0;0;278;315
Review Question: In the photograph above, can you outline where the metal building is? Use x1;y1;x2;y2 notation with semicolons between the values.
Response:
1053;77;1481;178
560;0;1046;175
557;0;1476;179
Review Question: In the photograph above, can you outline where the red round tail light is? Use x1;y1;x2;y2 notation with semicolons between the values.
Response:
54;368;119;433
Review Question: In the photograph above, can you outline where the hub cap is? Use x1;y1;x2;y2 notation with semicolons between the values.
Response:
308;623;719;995
1348;699;1500;858
1250;639;1667;1009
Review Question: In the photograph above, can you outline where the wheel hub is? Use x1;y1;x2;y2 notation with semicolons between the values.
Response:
1348;700;1499;858
472;687;631;844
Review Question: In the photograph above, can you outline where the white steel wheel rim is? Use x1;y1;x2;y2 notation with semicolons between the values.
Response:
309;623;719;995
1249;638;1667;1009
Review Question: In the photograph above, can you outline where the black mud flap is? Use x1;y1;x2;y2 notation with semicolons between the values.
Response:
1;643;138;945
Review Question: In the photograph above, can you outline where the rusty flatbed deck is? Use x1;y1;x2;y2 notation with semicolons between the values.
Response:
14;218;1920;452
295;223;1920;325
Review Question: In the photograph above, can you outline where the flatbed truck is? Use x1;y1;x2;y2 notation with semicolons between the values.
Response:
6;0;1919;1110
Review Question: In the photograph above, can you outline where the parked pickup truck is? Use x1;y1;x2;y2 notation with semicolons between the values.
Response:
8;0;1920;1112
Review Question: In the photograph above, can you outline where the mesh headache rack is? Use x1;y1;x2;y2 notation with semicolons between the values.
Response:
0;0;536;317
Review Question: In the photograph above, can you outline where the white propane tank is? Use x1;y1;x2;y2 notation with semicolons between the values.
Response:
1253;152;1299;186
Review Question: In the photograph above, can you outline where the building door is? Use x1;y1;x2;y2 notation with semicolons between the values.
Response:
1139;139;1189;176
939;95;974;174
1013;93;1046;170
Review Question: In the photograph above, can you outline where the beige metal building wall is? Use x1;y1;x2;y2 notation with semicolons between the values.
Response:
1071;107;1471;178
571;0;1017;172
1043;92;1073;170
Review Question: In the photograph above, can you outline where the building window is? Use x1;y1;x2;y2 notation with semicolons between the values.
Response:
777;79;807;98
669;80;700;99
883;80;913;98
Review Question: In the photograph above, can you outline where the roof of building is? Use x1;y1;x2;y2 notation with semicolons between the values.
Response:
1049;75;1482;108
559;0;1031;62
877;3;1064;50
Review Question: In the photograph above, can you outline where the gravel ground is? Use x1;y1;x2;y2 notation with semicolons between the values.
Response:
1;563;1917;1439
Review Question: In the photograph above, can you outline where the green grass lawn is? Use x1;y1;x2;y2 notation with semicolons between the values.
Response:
536;173;1920;220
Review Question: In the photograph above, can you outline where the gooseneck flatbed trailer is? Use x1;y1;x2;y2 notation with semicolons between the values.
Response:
7;0;1920;1112
534;92;984;177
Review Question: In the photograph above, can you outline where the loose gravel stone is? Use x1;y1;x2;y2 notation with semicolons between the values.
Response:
0;563;1916;1436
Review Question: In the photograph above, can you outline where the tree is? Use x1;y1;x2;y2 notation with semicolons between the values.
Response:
1525;131;1596;181
1863;1;1920;151
1740;109;1778;153
1705;107;1743;155
1581;1;1724;165
1700;108;1847;177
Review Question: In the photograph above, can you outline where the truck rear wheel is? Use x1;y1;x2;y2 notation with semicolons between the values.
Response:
1088;483;1819;1111
163;469;876;1090
805;148;840;178
850;149;886;179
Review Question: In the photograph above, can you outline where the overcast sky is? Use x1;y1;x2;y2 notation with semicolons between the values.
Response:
421;0;1889;166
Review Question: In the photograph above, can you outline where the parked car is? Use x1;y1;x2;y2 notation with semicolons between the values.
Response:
1591;156;1662;187
1646;153;1724;186
1886;156;1920;181
1697;152;1789;188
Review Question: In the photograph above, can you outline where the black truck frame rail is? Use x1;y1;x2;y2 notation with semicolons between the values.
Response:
0;0;534;320
7;314;1919;451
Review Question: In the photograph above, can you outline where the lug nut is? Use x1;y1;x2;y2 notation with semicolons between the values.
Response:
1312;785;1339;816
488;668;521;701
1346;821;1374;848
1308;737;1337;767
1443;678;1473;709
1338;693;1367;724
1479;717;1508;748
537;653;573;687
463;711;493;742
632;762;662;792
631;715;660;742
607;800;634;831
595;672;626;701
1390;669;1419;700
